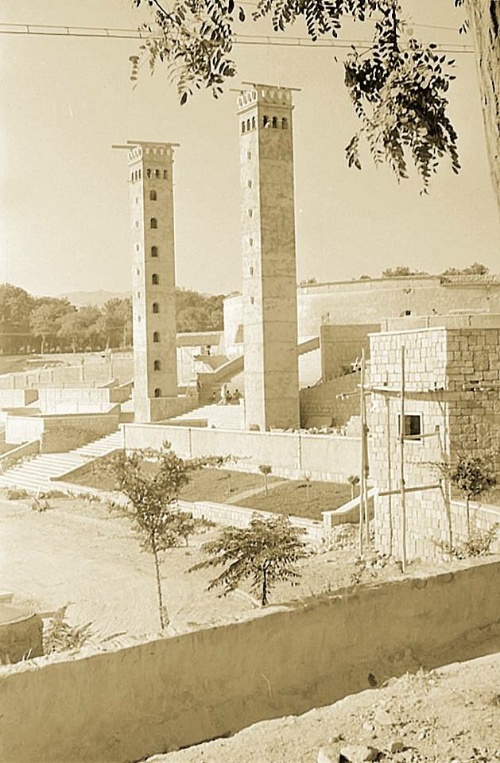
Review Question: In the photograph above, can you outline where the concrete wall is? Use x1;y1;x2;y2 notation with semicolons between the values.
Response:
0;389;38;409
223;276;500;349
0;609;43;665
5;411;120;452
1;560;499;763
177;499;324;543
123;423;360;482
0;439;40;472
0;355;134;390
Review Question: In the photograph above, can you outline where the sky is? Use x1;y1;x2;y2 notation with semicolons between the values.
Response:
0;0;499;298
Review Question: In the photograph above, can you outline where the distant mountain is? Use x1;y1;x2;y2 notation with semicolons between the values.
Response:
60;290;131;308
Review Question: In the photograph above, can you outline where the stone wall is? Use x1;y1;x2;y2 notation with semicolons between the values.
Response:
5;411;120;452
123;423;360;482
1;560;499;763
300;372;360;429
369;320;500;561
320;323;379;380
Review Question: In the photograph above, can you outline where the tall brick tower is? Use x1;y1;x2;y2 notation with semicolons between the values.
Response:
125;141;179;423
237;84;300;430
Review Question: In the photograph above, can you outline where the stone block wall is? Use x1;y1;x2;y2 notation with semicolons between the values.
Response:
370;321;500;561
299;371;360;428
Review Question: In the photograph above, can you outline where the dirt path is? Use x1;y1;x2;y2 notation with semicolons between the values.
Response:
148;652;500;763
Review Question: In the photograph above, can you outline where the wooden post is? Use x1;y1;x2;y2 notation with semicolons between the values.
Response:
360;350;370;544
359;350;366;555
399;346;407;573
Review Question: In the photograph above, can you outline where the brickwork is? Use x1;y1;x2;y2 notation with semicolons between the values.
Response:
299;371;360;429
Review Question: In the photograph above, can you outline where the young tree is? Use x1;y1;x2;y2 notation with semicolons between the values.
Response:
112;444;201;630
258;464;272;496
439;453;497;536
191;514;307;606
347;474;360;500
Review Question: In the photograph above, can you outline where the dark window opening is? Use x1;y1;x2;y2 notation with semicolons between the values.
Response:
242;121;246;134
163;170;168;179
154;360;161;371
262;115;269;128
153;331;160;343
147;169;152;178
150;218;157;229
152;273;159;285
151;246;158;258
251;116;256;129
399;414;422;441
272;116;278;128
155;169;160;178
152;302;159;314
282;117;288;129
154;388;161;397
150;190;157;201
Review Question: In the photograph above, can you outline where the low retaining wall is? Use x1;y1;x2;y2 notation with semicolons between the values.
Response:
322;489;375;528
5;411;120;453
123;424;361;482
1;560;499;763
0;440;40;472
178;499;324;543
0;607;43;665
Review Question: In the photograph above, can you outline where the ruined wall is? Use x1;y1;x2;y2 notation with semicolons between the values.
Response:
1;561;499;763
320;323;380;380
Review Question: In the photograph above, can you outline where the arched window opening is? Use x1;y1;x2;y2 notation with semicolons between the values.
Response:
248;209;253;217
282;117;288;129
154;360;161;371
152;302;159;314
150;218;157;229
155;169;160;178
272;116;278;128
151;246;158;258
246;119;251;132
147;169;152;178
154;388;161;398
153;331;160;343
163;170;168;179
242;122;246;134
150;190;157;201
262;115;269;128
152;273;159;285
251;116;256;129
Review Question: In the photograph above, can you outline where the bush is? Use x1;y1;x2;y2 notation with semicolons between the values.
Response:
43;607;92;654
6;487;29;500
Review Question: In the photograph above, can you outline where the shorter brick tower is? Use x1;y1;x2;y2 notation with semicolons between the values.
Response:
125;141;179;423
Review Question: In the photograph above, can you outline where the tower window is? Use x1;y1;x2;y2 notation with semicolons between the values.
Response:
151;246;158;257
272;116;278;128
249;266;254;276
249;238;253;246
282;117;288;129
150;218;157;229
163;170;168;179
136;268;140;276
242;122;246;134
153;331;160;343
150;190;157;201
136;291;141;298
138;169;142;179
263;115;269;128
154;360;161;371
399;414;423;442
135;221;139;228
155;169;160;178
152;273;159;285
246;119;251;132
251;116;256;129
247;180;252;188
152;302;159;314
130;172;134;182
248;209;253;217
247;151;251;160
250;296;255;305
147;169;152;178
135;244;140;251
154;388;161;398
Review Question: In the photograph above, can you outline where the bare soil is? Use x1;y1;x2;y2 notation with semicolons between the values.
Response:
147;653;500;763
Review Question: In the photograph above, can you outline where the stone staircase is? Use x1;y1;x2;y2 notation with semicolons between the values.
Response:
0;430;124;494
167;402;245;430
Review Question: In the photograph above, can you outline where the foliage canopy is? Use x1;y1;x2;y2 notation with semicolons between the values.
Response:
132;0;464;189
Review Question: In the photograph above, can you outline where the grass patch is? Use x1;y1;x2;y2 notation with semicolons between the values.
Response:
234;480;352;521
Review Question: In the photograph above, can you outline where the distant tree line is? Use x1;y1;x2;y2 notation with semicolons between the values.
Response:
0;285;224;355
356;262;493;280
